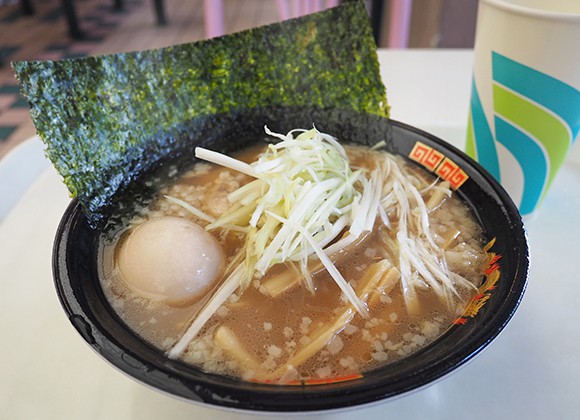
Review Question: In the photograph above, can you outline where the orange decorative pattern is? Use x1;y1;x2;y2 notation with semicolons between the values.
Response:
253;373;363;386
455;238;501;325
409;142;469;189
301;374;363;385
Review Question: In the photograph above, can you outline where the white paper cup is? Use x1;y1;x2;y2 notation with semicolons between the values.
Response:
466;0;580;217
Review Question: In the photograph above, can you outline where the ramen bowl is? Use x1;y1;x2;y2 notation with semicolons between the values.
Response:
53;107;529;412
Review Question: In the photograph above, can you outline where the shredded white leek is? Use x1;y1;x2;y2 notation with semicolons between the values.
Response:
265;210;369;317
163;195;215;223
168;264;244;359
377;154;477;312
196;127;376;310
167;127;378;358
167;127;478;359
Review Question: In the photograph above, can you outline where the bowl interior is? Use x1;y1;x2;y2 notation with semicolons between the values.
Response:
53;107;529;412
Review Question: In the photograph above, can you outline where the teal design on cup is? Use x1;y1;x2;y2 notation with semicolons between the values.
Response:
467;52;580;215
494;116;548;215
466;79;500;181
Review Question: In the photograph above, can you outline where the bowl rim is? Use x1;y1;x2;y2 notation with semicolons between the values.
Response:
52;118;529;412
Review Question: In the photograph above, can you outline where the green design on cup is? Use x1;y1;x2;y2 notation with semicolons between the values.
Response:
493;83;571;200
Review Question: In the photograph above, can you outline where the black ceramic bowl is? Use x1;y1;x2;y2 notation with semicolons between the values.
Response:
53;107;529;413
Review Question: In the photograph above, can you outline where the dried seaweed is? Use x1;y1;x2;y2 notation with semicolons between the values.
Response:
12;0;388;226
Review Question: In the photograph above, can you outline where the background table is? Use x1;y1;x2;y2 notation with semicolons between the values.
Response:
1;50;579;420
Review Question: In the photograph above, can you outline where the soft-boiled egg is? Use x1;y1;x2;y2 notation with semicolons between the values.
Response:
117;216;225;304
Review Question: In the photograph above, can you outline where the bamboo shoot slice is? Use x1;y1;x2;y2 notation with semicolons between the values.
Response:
368;267;400;307
265;260;398;380
261;231;372;299
267;308;355;380
261;268;301;297
442;228;461;250
426;181;451;211
214;326;263;373
357;259;393;302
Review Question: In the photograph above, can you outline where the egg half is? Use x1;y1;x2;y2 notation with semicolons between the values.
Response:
117;216;225;304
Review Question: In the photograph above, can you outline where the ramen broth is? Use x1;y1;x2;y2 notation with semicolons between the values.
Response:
99;142;486;383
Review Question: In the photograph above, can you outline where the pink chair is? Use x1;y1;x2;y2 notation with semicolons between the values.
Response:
277;0;413;48
204;0;225;39
387;0;412;48
203;0;340;39
204;0;413;49
276;0;340;20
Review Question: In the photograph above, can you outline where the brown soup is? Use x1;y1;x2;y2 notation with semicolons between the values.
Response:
99;140;486;384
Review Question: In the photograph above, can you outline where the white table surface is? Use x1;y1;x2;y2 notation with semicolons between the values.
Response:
1;49;579;420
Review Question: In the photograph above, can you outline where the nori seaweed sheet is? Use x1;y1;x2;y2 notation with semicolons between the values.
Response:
12;0;388;226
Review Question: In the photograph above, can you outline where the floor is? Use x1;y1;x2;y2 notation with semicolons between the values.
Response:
0;0;280;159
